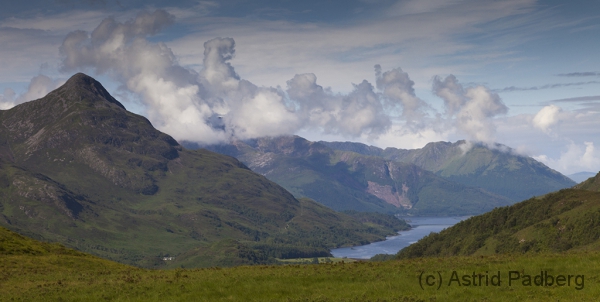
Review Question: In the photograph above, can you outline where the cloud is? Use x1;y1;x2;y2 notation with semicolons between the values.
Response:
0;74;63;109
374;64;428;128
389;0;461;16
0;88;16;110
557;72;599;77
226;86;301;139
59;10;228;143
432;74;465;116
534;141;600;175
544;95;600;103
286;73;392;138
56;11;394;142
59;9;449;143
335;80;390;138
433;75;508;143
0;27;64;83
168;0;544;93
492;107;600;175
458;140;474;155
532;104;562;133
53;9;522;146
498;81;600;92
0;7;146;84
1;9;109;33
200;37;240;96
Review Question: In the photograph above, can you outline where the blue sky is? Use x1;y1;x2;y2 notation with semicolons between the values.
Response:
1;0;599;175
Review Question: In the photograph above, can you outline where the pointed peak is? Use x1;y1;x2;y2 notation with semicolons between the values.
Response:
65;72;95;83
59;73;125;110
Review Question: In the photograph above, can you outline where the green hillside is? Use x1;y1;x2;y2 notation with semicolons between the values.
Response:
576;171;600;191
397;188;600;259
0;225;85;256
203;136;512;215
0;73;402;268
321;140;575;202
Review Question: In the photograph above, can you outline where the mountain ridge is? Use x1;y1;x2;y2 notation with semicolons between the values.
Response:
320;140;575;202
201;135;513;215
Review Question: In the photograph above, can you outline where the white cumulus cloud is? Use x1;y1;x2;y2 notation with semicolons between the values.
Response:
433;75;508;143
532;104;562;133
51;9;516;147
534;141;600;175
58;10;429;143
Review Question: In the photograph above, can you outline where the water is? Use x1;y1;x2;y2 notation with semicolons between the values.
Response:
330;216;469;259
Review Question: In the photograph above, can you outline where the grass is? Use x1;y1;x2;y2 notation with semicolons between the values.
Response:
276;257;357;264
2;249;600;301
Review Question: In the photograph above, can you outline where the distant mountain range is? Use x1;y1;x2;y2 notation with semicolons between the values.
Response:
320;140;575;202
200;137;515;216
0;73;405;268
200;136;575;216
397;171;600;259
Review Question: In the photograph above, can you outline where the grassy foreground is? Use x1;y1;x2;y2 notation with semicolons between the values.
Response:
2;250;600;301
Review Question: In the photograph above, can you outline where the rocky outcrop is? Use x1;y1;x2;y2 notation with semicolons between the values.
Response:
366;181;412;209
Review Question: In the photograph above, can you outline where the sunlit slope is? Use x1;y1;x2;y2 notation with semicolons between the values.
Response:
398;189;600;259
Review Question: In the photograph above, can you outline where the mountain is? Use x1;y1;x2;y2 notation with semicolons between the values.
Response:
320;140;575;202
0;73;404;268
201;136;512;215
568;171;597;183
397;174;600;259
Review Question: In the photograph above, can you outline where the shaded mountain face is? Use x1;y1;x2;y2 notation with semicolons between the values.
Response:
320;140;576;202
0;73;399;268
0;73;180;196
202;136;513;216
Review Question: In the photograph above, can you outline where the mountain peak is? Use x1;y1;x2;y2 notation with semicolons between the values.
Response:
57;73;125;110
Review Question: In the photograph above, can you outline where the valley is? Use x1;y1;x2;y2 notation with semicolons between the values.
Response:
2;225;599;301
1;73;599;301
331;216;468;259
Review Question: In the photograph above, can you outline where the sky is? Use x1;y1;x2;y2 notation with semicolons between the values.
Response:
1;0;599;175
